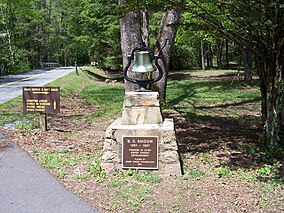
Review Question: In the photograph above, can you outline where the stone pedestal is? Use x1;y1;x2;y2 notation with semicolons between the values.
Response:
101;92;181;177
121;92;163;125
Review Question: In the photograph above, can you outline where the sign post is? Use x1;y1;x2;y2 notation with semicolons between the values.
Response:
23;87;60;131
40;113;47;132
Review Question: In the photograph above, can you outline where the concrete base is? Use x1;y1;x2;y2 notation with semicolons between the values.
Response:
101;117;181;177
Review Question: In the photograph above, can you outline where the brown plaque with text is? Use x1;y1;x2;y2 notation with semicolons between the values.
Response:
23;87;60;114
122;136;158;169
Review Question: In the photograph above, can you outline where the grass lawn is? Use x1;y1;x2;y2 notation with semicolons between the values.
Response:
0;68;283;212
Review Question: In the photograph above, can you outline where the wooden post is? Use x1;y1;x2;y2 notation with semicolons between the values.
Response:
75;62;78;75
40;113;47;132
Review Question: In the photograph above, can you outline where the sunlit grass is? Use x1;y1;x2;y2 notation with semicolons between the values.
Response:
166;70;261;119
0;70;124;126
0;96;39;125
49;70;124;118
79;83;124;118
1;68;282;212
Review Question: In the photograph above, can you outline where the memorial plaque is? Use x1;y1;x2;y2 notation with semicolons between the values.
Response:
23;87;60;114
122;136;158;169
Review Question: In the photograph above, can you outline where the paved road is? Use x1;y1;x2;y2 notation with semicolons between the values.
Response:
0;133;100;213
0;67;75;104
0;68;101;212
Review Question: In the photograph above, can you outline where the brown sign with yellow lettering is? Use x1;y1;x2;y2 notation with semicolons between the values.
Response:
122;136;158;169
23;87;60;114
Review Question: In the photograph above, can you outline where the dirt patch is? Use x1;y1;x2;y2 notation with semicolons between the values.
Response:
0;141;9;150
1;76;283;212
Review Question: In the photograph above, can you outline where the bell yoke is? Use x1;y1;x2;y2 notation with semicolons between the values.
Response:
123;40;168;91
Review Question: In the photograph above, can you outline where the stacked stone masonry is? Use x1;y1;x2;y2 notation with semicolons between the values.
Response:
121;91;163;125
101;91;181;177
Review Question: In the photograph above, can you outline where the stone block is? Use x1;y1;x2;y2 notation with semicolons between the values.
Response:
101;117;181;177
121;106;163;125
160;163;182;177
160;150;179;164
159;143;178;152
121;91;163;125
101;151;116;162
123;91;160;107
105;128;116;140
161;130;176;144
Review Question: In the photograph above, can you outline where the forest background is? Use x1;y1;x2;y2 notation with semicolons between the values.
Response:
0;0;283;151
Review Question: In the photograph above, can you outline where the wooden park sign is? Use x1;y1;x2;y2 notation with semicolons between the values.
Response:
23;87;60;131
23;87;60;114
122;136;158;169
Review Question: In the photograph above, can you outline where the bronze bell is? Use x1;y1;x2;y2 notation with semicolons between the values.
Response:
131;51;156;73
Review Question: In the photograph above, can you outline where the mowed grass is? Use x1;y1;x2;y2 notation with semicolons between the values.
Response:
0;69;259;126
0;70;124;126
49;71;124;118
1;68;283;212
0;96;38;126
166;69;261;119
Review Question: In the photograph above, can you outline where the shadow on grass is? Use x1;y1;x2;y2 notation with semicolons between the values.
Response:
168;72;191;80
168;69;240;80
165;74;283;184
194;97;261;109
166;78;260;112
172;111;283;183
175;112;260;155
80;68;124;82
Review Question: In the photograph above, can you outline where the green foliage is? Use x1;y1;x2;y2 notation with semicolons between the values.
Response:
88;157;106;182
124;169;161;184
123;0;182;12
14;120;38;130
181;155;206;180
0;96;39;126
256;165;273;177
35;150;69;178
64;0;122;69
166;70;261;119
184;169;205;180
180;0;284;147
48;70;124;119
0;0;43;73
237;144;257;156
79;82;124;118
201;154;211;164
218;165;231;177
0;0;123;73
34;150;106;181
107;170;160;211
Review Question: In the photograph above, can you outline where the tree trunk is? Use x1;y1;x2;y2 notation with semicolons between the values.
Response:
200;40;205;70
216;40;223;69
244;50;253;82
141;8;150;46
6;29;14;64
154;9;181;104
206;44;213;68
225;40;229;67
119;0;142;92
257;52;284;149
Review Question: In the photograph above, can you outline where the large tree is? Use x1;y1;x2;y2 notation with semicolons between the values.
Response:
154;8;181;103
119;0;182;96
119;0;142;92
181;0;284;148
